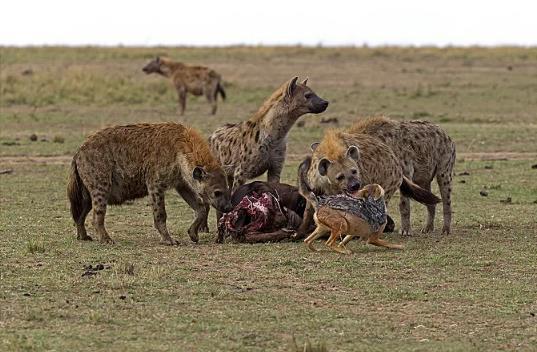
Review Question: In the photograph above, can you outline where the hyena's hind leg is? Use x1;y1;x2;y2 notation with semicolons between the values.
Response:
399;164;414;236
147;183;178;245
76;192;93;241
90;188;114;244
419;181;436;233
205;84;218;115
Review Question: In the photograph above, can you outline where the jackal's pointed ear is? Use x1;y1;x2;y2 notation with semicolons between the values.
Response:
302;77;308;86
346;145;360;162
318;158;331;176
193;166;207;181
286;76;299;99
373;184;385;200
310;142;320;152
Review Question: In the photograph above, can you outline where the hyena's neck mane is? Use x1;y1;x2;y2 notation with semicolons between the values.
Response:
316;129;347;162
172;124;221;173
307;129;349;195
247;85;300;141
159;58;186;77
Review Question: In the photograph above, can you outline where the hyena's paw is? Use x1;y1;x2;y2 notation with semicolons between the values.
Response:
99;236;115;244
198;222;210;234
441;226;451;235
187;230;199;243
400;227;412;236
215;232;225;244
77;234;93;241
421;223;434;234
160;237;179;246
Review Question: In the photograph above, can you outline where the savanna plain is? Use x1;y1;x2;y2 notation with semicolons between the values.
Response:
1;46;536;351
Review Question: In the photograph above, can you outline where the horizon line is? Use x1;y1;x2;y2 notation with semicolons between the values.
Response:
2;43;537;49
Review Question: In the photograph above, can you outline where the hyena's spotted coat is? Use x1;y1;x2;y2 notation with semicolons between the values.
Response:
350;116;456;235
143;57;226;115
67;123;232;245
296;129;440;238
209;77;328;193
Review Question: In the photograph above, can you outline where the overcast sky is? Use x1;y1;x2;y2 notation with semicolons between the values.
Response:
1;0;536;46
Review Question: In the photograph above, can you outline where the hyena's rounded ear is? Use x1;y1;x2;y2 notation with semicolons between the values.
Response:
318;158;331;176
156;56;161;63
346;145;360;162
193;166;207;181
302;77;309;86
286;76;299;99
310;142;320;152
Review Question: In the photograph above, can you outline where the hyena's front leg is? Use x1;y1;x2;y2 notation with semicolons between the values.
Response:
231;169;246;194
198;204;210;233
176;86;187;116
214;175;234;240
267;162;283;184
267;144;286;183
176;185;209;243
436;170;453;235
148;184;178;245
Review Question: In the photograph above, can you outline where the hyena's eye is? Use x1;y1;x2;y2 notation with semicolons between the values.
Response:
351;169;358;175
214;191;223;198
304;93;313;99
336;174;345;181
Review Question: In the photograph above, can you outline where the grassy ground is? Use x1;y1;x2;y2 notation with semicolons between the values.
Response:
1;46;537;351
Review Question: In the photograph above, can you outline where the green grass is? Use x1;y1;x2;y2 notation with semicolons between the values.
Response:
1;46;537;351
1;160;536;351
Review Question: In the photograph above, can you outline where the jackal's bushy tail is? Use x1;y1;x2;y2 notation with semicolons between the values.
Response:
400;176;441;205
297;156;318;207
217;82;226;100
67;160;90;223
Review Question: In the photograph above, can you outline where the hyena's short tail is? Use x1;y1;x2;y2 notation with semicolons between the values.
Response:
297;156;318;207
400;176;441;205
216;82;226;101
67;159;90;223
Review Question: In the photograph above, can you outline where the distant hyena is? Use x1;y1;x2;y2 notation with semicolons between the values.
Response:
142;56;226;115
350;116;456;235
209;77;328;193
67;123;232;245
296;129;440;238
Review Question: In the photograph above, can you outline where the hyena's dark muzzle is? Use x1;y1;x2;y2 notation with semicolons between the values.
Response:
346;178;361;193
309;95;329;114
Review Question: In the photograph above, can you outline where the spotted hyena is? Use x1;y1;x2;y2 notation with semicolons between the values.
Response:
67;123;232;245
142;56;226;115
296;129;440;238
209;77;328;194
350;116;456;235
